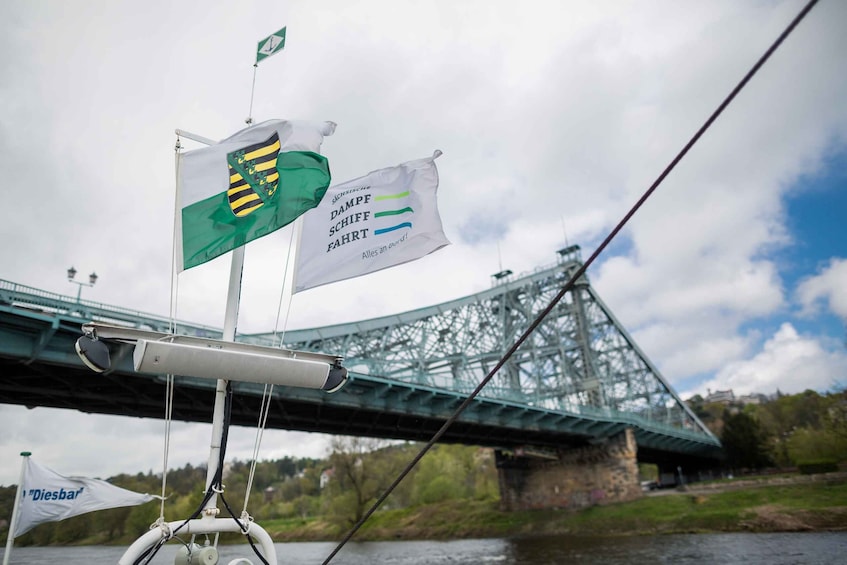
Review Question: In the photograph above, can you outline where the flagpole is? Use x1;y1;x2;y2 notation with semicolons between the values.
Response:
182;18;285;524
176;127;246;516
3;451;30;565
202;245;244;515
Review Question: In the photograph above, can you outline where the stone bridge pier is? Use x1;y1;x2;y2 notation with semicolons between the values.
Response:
496;428;641;511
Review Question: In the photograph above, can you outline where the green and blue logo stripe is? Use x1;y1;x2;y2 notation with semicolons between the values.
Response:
374;192;415;235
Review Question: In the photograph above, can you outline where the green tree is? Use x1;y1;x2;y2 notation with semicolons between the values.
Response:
324;437;408;527
822;390;847;443
787;427;847;464
298;465;322;497
52;513;91;544
410;444;494;505
686;395;728;437
90;505;131;541
722;410;772;470
125;500;160;536
754;389;827;466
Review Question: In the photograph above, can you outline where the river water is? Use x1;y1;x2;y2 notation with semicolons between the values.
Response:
3;533;846;564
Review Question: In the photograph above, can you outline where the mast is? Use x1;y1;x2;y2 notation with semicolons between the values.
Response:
174;126;245;515
202;246;245;515
2;451;30;565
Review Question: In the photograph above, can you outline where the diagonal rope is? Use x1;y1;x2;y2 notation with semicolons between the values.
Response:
321;1;819;562
156;134;185;521
243;383;274;513
170;136;182;335
247;64;258;126
244;224;299;510
272;223;299;347
158;373;174;519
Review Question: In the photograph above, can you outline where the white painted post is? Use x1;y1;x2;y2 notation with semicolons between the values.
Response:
3;451;31;565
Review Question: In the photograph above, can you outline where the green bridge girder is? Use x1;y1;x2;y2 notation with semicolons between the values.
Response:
250;247;719;448
0;247;722;465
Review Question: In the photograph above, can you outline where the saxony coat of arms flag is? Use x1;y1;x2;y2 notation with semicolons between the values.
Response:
177;119;335;271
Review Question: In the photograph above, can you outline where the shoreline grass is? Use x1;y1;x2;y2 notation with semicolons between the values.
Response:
22;475;847;547
261;479;847;542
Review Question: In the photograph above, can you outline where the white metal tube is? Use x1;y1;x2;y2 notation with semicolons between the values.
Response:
3;452;30;565
203;246;245;513
133;340;332;388
223;246;245;342
118;518;277;565
174;128;218;147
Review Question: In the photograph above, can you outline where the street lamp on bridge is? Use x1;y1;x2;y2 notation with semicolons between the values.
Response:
67;266;98;302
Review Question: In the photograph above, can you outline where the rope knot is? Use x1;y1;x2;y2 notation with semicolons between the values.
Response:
239;511;254;534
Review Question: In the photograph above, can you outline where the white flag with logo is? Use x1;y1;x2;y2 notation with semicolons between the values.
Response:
13;458;157;537
293;151;450;293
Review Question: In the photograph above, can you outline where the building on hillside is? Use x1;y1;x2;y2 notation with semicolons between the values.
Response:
738;392;768;405
706;389;735;404
319;467;334;489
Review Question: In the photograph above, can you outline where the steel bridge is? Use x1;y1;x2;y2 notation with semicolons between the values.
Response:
0;246;722;468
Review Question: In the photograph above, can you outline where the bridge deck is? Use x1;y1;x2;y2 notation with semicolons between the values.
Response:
0;276;722;467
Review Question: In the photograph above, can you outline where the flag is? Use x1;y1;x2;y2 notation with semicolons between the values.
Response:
256;26;286;63
177;119;335;271
13;458;157;537
293;151;450;293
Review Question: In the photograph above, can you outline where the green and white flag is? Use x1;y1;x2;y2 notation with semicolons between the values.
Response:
256;26;286;63
177;119;335;271
293;151;449;293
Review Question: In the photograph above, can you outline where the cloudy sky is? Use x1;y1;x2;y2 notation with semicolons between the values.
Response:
1;0;846;485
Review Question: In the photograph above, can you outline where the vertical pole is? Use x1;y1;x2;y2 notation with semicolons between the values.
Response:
202;246;245;515
3;451;31;565
175;127;245;518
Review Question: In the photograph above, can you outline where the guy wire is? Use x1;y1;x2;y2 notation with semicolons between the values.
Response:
320;0;820;562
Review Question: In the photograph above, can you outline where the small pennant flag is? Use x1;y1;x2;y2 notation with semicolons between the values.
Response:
13;458;158;537
256;26;286;64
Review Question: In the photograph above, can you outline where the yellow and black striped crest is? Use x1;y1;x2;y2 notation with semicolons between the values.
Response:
226;132;281;217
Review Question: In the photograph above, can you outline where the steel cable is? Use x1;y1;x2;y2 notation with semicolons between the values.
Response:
321;0;820;562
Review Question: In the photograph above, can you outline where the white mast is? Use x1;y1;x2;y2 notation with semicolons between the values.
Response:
203;246;245;514
3;451;31;565
174;127;245;516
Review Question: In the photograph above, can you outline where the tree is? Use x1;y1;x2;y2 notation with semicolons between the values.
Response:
412;445;466;504
822;389;847;442
409;444;497;505
786;426;847;464
686;395;728;437
324;437;408;527
753;389;828;466
721;410;772;470
125;500;160;536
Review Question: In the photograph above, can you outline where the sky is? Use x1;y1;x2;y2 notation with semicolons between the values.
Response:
1;0;846;486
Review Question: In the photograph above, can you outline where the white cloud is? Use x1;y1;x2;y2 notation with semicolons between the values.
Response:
0;405;333;485
631;320;756;379
2;0;847;484
797;257;847;320
692;323;847;397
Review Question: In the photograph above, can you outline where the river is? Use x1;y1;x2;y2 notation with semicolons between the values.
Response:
3;533;846;564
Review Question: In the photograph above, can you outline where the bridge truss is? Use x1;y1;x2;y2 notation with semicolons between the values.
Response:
253;246;716;444
0;246;719;460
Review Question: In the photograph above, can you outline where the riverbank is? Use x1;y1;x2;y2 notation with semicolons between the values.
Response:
15;472;846;547
263;473;847;542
